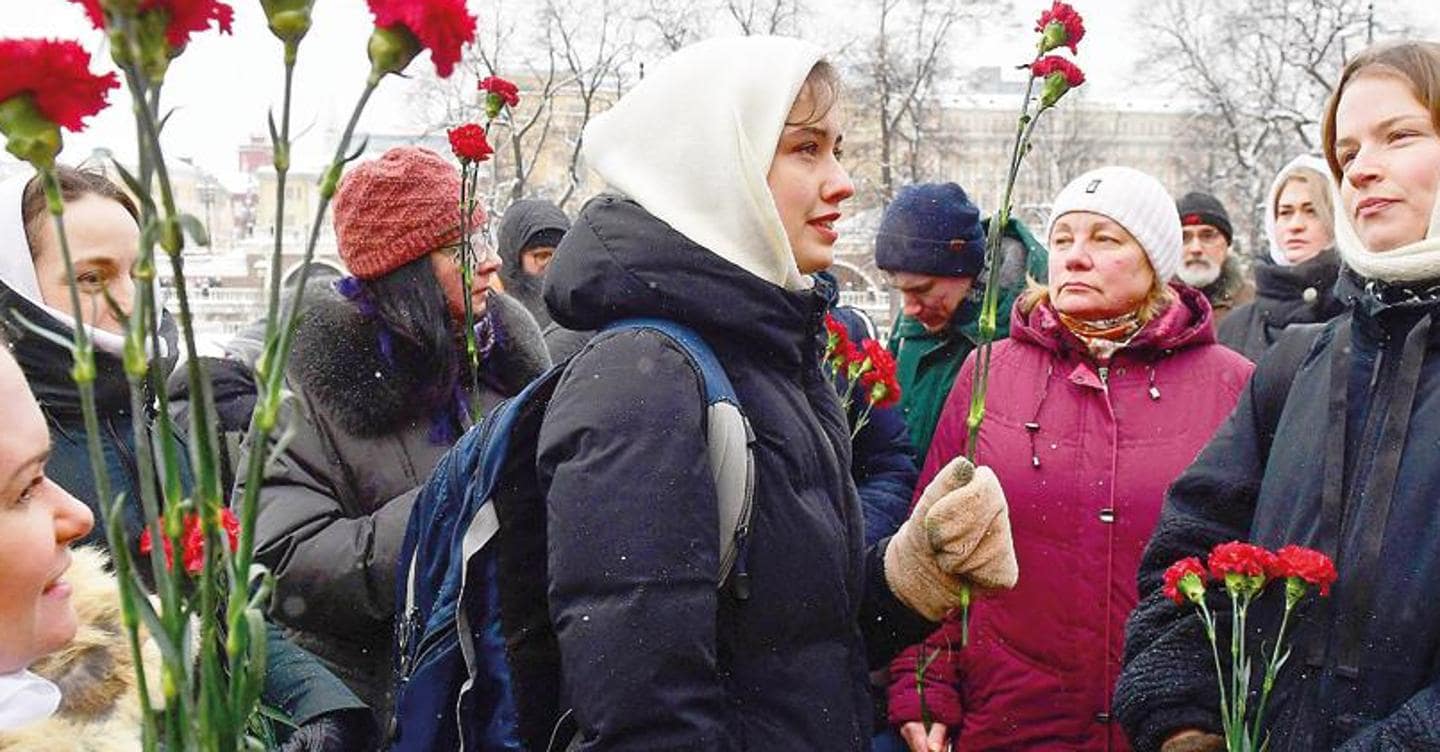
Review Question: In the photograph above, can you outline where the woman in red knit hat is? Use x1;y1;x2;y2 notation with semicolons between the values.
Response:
237;146;551;726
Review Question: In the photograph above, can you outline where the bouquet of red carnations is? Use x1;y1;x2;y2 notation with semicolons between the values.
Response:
1164;541;1338;751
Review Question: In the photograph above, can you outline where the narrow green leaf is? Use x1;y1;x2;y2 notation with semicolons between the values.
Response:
110;159;158;215
177;213;210;247
7;308;77;352
343;136;370;163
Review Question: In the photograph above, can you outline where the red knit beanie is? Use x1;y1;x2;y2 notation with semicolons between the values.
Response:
332;146;485;280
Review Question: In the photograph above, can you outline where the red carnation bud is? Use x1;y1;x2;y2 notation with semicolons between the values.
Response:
479;75;520;119
1163;556;1208;606
448;123;492;163
1035;1;1086;54
366;0;477;80
1031;55;1085;109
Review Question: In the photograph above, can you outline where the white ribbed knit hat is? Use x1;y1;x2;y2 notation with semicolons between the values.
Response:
1045;165;1183;282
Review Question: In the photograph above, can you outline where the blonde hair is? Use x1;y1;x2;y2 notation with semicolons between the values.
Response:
1273;167;1336;236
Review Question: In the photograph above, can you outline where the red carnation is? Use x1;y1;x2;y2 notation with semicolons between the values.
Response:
859;339;901;407
479;76;520;107
1163;556;1208;605
72;0;235;50
1035;1;1085;54
1208;541;1276;581
140;508;241;575
1272;545;1338;597
823;313;853;369
1031;55;1086;87
448;123;492;163
148;0;234;49
367;0;477;79
0;38;118;132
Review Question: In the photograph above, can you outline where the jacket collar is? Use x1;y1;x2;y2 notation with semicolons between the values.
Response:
1011;282;1217;361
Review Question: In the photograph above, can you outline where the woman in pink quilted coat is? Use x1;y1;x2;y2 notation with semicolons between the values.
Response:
886;166;1254;752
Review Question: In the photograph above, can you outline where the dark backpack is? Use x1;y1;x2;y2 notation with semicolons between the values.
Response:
388;318;757;752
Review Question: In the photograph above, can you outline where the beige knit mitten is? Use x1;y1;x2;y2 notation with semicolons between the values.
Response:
925;462;1018;591
884;456;1017;620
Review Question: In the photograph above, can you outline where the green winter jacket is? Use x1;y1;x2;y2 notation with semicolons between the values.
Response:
887;217;1048;463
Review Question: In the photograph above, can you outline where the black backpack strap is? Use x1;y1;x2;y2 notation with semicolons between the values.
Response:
1252;321;1328;458
600;318;757;595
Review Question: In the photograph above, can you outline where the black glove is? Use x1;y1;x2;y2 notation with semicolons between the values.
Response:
278;709;379;752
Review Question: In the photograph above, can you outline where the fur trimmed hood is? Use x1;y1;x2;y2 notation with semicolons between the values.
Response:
0;547;161;751
289;286;550;438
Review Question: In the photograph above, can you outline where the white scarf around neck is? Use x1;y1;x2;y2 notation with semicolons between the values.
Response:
0;670;60;731
580;36;824;291
1334;171;1440;284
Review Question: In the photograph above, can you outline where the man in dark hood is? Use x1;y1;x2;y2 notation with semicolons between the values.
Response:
497;198;569;327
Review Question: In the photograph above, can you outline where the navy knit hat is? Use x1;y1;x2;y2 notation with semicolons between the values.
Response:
1176;191;1234;244
875;183;986;278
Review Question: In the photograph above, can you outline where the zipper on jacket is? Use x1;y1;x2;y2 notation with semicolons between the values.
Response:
1097;365;1110;385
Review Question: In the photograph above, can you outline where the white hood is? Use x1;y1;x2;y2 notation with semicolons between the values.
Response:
0;173;127;355
580;36;824;291
1264;154;1338;267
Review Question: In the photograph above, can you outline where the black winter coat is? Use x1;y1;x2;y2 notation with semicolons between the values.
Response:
538;196;934;750
1117;273;1440;751
1217;251;1346;362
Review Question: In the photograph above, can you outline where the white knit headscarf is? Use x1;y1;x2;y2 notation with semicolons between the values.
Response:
0;173;128;354
1264;155;1340;267
1333;166;1440;283
580;36;825;291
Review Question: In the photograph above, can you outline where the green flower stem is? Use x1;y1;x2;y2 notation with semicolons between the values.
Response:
259;49;297;368
955;72;1043;651
964;72;1039;461
122;65;237;749
458;160;481;418
40;170;162;747
1228;590;1246;750
235;75;378;587
1249;595;1294;750
1197;599;1233;742
230;58;380;740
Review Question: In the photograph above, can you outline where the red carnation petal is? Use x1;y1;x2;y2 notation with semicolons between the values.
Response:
368;0;478;79
0;38;118;132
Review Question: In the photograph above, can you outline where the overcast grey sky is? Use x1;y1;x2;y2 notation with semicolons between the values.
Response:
1;0;1435;177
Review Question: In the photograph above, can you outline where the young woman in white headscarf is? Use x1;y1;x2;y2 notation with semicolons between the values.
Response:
531;36;1016;750
1118;40;1440;751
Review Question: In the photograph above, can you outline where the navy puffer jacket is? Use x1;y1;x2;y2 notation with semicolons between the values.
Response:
1118;273;1440;751
538;195;935;750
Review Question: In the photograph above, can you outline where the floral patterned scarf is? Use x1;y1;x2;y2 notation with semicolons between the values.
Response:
1057;309;1143;363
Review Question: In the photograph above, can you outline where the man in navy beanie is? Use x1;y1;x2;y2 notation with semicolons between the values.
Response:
877;182;1047;463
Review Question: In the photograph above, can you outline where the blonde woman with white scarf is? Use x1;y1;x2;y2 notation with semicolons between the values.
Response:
1118;40;1440;752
